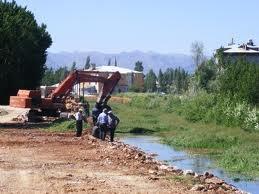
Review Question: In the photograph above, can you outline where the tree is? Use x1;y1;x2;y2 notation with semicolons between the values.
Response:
114;57;117;66
162;67;189;94
70;61;77;72
41;66;69;86
215;47;227;71
144;69;157;92
41;68;55;86
134;61;144;72
158;69;166;92
195;59;217;92
107;58;111;66
55;66;69;83
84;56;91;69
191;41;205;67
219;59;259;104
0;1;52;104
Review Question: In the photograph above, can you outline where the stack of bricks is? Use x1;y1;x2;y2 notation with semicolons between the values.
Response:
9;90;41;108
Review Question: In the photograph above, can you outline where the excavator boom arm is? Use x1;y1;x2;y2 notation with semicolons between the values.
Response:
50;70;121;104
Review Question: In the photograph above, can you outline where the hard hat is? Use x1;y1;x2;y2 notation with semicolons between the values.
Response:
79;108;83;112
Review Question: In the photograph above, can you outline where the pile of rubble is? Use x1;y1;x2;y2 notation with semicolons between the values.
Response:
65;97;79;111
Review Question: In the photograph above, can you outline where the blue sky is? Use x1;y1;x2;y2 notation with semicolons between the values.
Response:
13;0;259;55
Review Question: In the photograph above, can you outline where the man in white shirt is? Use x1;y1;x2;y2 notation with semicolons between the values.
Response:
75;108;84;137
97;108;108;140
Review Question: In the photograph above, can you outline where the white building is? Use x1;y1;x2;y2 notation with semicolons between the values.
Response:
82;66;144;94
220;39;259;64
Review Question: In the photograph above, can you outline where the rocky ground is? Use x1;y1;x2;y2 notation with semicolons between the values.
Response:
0;126;243;194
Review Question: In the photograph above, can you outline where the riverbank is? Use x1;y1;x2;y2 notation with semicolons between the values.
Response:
120;134;259;194
109;93;259;178
0;126;239;193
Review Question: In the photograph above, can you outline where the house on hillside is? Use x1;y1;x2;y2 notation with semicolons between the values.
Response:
80;66;144;94
219;39;259;64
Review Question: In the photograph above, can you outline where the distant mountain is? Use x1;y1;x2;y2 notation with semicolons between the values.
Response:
46;51;194;74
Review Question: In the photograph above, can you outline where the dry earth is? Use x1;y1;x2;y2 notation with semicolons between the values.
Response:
0;127;237;194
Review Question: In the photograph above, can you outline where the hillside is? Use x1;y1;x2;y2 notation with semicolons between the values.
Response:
46;51;194;73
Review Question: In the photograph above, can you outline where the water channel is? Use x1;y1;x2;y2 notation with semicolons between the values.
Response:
119;134;259;194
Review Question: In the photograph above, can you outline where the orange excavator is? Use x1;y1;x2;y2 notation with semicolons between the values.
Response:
9;70;121;116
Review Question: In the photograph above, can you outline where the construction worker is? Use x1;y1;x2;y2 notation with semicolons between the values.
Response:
92;103;102;125
97;108;108;140
107;110;120;142
75;108;84;137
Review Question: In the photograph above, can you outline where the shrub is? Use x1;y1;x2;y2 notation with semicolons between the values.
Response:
124;92;259;131
177;92;217;122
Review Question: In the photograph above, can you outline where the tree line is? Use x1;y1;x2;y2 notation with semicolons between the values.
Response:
135;41;258;105
141;67;189;94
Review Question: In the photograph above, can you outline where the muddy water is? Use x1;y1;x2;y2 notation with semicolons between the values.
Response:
119;135;259;194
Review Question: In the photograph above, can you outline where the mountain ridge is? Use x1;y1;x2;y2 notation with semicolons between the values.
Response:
46;50;195;74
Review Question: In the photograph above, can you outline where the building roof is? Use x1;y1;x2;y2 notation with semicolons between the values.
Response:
87;66;142;74
224;47;259;54
223;39;259;54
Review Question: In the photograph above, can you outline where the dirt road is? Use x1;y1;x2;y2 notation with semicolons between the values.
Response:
0;127;237;194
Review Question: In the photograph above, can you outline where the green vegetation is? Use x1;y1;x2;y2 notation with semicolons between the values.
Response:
144;69;157;92
85;56;91;69
41;66;69;86
41;61;80;86
132;43;259;177
219;59;259;104
42;119;76;132
0;1;52;104
134;61;144;72
111;93;259;177
143;67;189;94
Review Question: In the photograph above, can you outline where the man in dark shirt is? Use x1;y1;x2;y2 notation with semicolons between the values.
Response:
107;110;120;142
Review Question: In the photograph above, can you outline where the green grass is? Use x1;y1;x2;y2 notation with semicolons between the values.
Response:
42;118;77;132
108;93;259;178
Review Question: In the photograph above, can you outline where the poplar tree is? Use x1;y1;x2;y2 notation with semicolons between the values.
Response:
84;56;91;69
107;58;111;66
144;69;157;92
0;1;52;104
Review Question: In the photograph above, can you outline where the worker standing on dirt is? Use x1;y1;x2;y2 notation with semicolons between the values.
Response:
75;108;84;137
97;108;108;140
107;110;120;142
92;103;102;125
